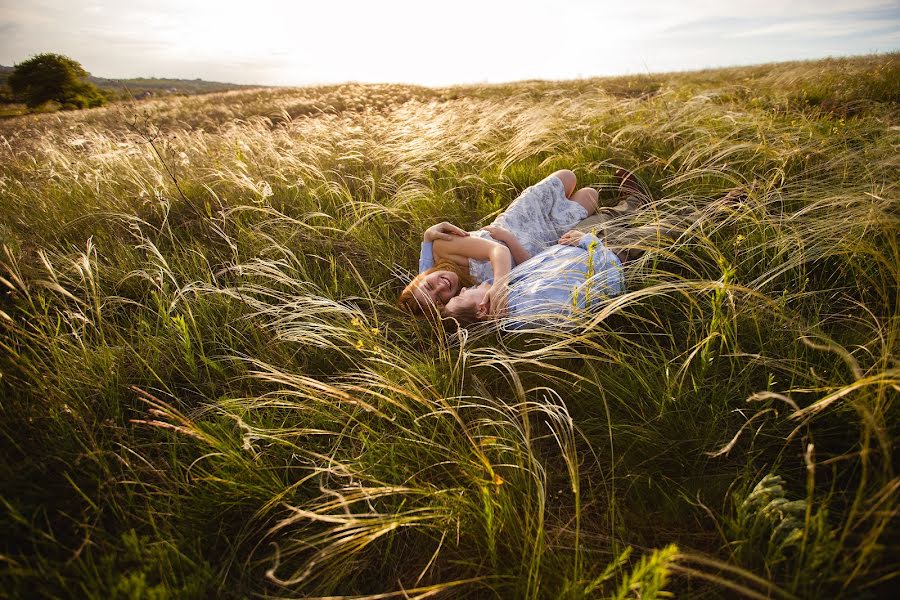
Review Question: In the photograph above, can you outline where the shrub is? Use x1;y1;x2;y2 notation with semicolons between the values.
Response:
8;52;106;110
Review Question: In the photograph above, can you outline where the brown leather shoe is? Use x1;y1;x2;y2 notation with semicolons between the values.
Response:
720;187;748;206
596;197;641;220
612;245;645;264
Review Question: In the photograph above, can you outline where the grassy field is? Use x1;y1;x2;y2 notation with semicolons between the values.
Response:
0;54;897;599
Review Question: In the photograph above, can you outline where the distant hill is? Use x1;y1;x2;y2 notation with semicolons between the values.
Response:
85;74;260;97
0;64;261;102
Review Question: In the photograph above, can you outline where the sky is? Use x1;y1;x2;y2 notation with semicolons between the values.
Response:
1;0;898;87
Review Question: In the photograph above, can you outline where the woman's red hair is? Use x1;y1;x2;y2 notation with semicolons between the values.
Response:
398;260;476;317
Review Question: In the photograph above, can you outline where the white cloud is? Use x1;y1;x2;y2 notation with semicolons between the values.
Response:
733;18;900;38
0;0;897;85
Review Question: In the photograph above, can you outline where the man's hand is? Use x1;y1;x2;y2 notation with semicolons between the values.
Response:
478;282;509;318
424;222;469;242
559;229;585;246
480;225;513;243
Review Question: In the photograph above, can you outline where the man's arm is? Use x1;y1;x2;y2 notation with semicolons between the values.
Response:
418;241;435;272
577;232;603;250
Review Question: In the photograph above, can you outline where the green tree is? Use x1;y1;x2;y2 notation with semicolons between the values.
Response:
8;53;106;110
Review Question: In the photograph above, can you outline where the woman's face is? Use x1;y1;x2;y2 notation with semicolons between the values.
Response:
412;270;461;308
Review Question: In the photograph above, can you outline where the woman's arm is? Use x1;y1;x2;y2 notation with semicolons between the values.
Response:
419;222;469;272
433;235;511;275
424;222;468;242
481;225;530;266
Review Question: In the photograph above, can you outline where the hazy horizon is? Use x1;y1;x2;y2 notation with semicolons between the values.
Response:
1;1;898;87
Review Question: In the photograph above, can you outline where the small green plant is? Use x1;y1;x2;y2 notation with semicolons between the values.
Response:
727;473;841;596
613;544;679;599
732;475;807;565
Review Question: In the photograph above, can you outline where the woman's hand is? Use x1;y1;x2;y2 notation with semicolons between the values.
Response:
424;222;469;242
480;225;512;243
559;229;585;246
478;282;509;318
482;225;531;265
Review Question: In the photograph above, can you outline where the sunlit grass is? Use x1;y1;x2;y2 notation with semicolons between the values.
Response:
0;53;897;598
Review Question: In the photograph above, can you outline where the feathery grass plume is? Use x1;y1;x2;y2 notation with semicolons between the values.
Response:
0;53;897;598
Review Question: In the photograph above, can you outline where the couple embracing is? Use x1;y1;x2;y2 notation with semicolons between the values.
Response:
398;169;646;329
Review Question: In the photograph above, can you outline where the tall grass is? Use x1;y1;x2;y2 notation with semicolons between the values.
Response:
1;53;897;598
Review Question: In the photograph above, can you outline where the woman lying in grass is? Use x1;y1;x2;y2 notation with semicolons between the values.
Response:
440;230;625;329
399;169;618;316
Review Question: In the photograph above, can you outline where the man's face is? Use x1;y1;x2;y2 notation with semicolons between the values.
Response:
411;270;460;309
444;282;490;320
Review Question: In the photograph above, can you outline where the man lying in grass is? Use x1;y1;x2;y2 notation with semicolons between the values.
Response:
436;187;744;328
440;229;624;329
